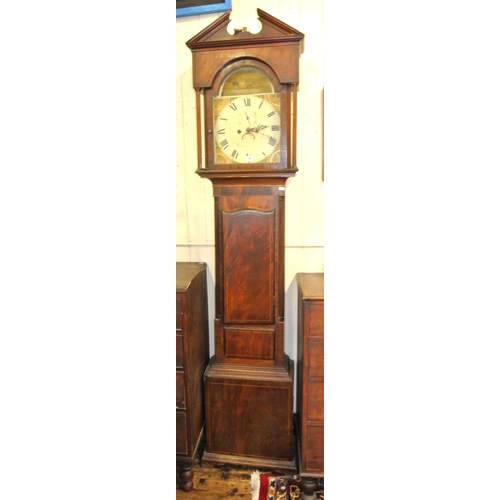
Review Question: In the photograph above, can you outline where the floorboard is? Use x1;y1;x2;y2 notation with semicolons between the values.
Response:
176;462;265;499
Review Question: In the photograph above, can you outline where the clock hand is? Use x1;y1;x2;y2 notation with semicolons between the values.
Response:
254;127;273;139
246;124;268;133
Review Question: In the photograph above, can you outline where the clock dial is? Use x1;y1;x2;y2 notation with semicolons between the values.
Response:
213;93;281;164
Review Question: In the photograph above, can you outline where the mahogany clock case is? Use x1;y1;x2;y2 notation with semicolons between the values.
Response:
185;8;305;472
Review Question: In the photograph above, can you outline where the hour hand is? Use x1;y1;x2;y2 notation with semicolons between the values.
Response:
245;124;269;134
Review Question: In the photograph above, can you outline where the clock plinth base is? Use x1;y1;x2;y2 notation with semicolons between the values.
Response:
202;355;296;472
201;449;297;475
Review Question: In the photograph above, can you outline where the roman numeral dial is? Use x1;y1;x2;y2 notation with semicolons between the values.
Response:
213;93;281;164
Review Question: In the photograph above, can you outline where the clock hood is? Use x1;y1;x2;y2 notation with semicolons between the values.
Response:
186;9;304;88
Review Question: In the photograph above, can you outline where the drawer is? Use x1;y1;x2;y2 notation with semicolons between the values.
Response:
176;297;182;331
176;371;186;409
307;301;324;339
304;424;324;472
307;380;324;422
176;334;184;369
308;339;324;379
176;411;188;455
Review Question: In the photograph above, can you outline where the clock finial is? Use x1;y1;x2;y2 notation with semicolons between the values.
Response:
227;1;261;35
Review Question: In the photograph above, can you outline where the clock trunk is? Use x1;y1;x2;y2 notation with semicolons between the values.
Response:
204;182;295;470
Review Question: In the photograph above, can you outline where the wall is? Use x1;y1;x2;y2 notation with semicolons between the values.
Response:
176;0;324;364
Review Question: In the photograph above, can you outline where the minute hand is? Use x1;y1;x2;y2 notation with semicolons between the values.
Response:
255;127;274;139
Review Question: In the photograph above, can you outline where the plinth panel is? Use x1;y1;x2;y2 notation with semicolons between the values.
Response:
204;357;294;463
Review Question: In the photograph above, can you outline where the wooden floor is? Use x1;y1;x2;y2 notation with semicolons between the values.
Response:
176;462;266;500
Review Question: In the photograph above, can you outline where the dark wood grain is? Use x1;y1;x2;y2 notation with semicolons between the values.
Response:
176;263;210;492
296;273;324;482
212;185;287;367
185;9;303;471
223;209;274;323
186;10;303;87
203;357;296;471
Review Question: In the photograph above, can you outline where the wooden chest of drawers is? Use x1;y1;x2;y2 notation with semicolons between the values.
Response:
296;273;324;494
176;262;209;492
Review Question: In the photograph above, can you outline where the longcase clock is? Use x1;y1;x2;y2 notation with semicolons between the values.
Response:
186;9;304;471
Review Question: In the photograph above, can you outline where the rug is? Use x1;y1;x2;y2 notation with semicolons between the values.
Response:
250;471;324;500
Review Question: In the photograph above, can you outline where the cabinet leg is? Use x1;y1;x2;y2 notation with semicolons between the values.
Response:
301;477;318;500
179;465;194;492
